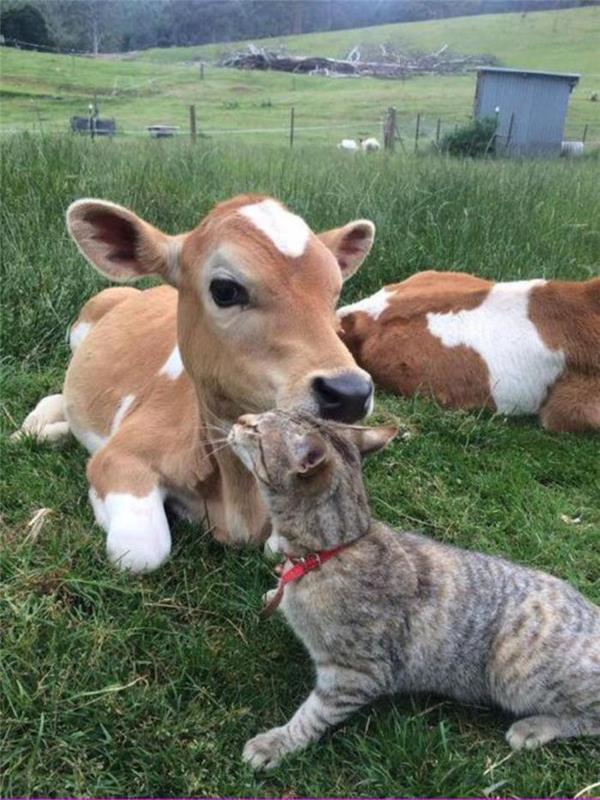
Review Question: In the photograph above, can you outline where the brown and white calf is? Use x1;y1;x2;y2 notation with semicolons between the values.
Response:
15;194;376;572
338;270;600;432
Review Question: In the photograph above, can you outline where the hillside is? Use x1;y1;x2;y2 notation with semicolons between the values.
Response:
141;5;600;76
1;6;598;144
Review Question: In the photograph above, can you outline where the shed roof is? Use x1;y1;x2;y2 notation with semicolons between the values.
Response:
476;66;580;86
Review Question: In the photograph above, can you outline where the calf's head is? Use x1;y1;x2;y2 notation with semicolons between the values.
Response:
67;194;375;423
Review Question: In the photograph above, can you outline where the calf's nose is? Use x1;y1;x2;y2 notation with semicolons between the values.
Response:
312;372;373;423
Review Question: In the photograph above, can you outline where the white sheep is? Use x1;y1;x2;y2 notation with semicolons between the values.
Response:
360;137;381;152
337;139;359;151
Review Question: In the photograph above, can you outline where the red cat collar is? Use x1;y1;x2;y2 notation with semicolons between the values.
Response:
262;544;348;618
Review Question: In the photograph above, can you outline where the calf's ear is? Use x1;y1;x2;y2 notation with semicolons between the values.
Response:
66;199;181;286
318;220;375;281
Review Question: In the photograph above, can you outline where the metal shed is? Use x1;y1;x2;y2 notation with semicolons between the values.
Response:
474;67;579;156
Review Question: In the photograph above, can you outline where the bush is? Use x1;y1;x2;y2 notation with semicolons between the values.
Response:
440;116;497;157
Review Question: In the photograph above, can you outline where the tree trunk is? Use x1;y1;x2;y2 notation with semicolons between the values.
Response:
91;9;99;55
326;0;333;30
291;1;303;35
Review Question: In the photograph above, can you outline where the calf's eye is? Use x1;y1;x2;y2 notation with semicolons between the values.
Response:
209;279;249;308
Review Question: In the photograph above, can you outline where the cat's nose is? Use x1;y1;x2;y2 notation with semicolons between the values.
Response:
237;414;259;429
312;372;373;423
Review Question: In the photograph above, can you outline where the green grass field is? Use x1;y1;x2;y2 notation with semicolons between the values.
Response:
1;134;599;797
1;6;599;144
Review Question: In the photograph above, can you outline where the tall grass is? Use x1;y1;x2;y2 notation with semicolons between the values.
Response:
1;135;599;798
2;134;599;368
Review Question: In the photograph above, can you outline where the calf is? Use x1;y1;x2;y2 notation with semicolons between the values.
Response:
16;195;376;571
338;270;600;432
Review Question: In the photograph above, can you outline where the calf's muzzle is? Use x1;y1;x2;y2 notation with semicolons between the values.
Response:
312;372;373;423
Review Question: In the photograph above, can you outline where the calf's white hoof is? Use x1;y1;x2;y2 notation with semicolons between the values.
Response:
99;489;172;574
106;526;171;573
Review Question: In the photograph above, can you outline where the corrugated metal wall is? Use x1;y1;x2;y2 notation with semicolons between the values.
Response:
475;71;573;156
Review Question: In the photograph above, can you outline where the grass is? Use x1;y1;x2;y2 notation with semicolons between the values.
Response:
1;134;600;798
0;6;599;143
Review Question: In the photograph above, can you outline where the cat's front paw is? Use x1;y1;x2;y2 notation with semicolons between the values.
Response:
506;716;557;751
243;727;290;770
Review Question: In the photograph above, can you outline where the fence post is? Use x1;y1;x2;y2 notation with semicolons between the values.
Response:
34;102;44;134
199;62;205;80
582;124;588;143
384;106;397;151
189;104;197;142
89;102;95;140
414;112;421;152
290;106;295;148
505;111;515;151
435;117;441;145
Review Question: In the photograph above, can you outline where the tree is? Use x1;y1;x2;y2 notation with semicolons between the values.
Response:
291;0;303;35
0;2;53;49
43;0;130;53
15;0;589;54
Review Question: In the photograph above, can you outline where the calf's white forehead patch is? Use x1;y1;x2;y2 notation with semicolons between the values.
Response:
240;199;310;258
426;279;566;414
159;346;184;380
337;287;392;321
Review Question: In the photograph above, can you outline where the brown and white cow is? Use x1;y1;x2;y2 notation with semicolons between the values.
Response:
338;270;600;432
15;194;376;572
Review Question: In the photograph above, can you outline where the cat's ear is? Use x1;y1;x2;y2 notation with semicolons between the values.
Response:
348;425;398;457
292;432;328;477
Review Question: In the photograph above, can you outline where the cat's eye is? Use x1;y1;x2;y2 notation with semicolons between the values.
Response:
209;278;249;308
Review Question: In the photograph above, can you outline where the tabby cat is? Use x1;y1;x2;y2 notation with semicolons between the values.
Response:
228;410;600;770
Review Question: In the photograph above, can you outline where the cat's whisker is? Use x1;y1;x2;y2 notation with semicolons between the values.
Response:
198;421;229;434
207;441;235;457
203;404;230;428
200;428;231;441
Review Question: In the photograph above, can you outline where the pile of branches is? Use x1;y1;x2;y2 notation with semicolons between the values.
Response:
220;43;497;79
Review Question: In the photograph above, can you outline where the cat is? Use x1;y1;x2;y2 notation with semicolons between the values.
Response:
227;410;600;770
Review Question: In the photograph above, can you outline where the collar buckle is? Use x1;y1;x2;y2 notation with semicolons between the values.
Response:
294;552;322;571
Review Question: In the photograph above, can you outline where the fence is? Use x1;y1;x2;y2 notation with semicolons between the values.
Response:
3;104;595;153
1;40;596;150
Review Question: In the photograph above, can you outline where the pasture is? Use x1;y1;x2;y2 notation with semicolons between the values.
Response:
1;134;600;798
1;5;599;145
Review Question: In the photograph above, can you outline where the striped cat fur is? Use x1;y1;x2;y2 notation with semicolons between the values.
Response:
228;410;600;770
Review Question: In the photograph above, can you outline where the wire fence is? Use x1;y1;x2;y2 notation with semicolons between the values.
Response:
2;115;595;152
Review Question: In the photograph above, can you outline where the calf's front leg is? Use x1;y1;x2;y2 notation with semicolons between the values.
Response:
88;443;171;573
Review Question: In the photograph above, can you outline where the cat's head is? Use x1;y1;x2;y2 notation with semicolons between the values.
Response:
228;410;397;555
